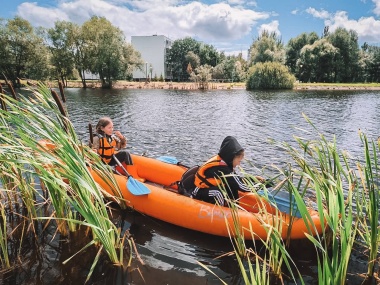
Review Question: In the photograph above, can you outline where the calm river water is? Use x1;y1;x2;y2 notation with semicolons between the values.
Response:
63;88;379;284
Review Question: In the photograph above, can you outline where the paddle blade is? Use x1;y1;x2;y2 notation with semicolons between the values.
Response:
126;177;150;195
258;190;301;217
156;156;179;164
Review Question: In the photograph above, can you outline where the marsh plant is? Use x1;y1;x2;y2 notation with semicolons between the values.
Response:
199;174;305;285
288;115;380;284
211;114;380;285
0;83;133;282
284;126;358;284
356;133;380;280
248;114;379;284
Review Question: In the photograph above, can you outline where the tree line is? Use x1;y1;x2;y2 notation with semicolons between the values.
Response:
1;16;379;89
0;16;143;88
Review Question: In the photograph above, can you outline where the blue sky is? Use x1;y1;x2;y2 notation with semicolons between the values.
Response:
1;0;380;58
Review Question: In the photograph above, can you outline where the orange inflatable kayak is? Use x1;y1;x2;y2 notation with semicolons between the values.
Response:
38;139;324;240
89;154;324;240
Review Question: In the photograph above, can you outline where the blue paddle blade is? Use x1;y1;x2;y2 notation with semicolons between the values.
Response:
258;190;301;217
126;177;150;195
156;156;179;164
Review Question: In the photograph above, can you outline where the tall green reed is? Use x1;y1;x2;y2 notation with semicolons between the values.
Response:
356;132;380;280
224;113;378;284
0;198;10;269
218;173;304;284
0;83;132;281
282;114;359;285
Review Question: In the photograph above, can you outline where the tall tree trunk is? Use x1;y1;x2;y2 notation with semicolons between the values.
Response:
60;75;66;87
78;69;87;88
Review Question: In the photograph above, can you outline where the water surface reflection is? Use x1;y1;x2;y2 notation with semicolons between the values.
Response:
64;88;380;284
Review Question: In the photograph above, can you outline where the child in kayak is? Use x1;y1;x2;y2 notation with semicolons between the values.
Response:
191;136;264;206
91;117;142;180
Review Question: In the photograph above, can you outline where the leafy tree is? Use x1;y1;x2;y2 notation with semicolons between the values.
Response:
167;37;200;81
185;51;200;71
81;16;142;88
0;16;49;85
210;54;246;82
67;23;92;88
233;60;246;82
365;45;380;82
286;32;319;75
186;63;193;75
328;27;360;82
357;44;370;82
212;63;225;80
122;42;144;80
298;38;338;83
246;62;295;89
223;56;240;82
198;43;220;66
248;30;285;66
323;26;330;38
189;64;212;89
46;21;77;86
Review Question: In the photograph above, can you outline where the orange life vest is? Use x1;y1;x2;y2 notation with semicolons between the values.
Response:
194;155;227;188
97;134;117;164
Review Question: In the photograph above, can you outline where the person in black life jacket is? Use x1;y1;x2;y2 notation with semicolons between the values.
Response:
92;117;140;178
192;136;258;206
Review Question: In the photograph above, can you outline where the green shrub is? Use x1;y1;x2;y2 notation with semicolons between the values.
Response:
246;62;295;90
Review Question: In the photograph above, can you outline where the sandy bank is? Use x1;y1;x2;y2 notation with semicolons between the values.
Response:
2;80;380;91
71;81;380;91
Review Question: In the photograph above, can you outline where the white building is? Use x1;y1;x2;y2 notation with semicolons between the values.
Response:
131;35;172;81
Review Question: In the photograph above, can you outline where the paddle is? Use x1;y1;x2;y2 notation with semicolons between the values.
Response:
156;155;189;168
257;189;301;217
112;154;150;195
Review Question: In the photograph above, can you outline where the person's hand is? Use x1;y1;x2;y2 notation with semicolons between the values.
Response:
254;176;274;187
114;131;123;139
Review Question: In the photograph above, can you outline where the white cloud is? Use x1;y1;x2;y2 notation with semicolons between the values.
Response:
226;0;245;5
16;0;269;50
166;2;269;40
373;0;380;15
17;2;70;28
327;11;380;43
109;0;180;10
306;7;330;19
258;20;280;36
291;9;299;15
306;7;380;44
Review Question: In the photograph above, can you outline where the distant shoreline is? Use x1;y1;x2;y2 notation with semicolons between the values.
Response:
294;83;380;91
65;81;380;90
56;81;380;90
2;80;380;91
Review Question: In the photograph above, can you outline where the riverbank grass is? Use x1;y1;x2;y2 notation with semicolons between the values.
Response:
0;83;133;281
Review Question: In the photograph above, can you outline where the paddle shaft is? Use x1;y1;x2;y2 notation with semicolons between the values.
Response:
112;155;151;195
112;154;131;178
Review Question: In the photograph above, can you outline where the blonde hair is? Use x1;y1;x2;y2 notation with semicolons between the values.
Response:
95;117;112;135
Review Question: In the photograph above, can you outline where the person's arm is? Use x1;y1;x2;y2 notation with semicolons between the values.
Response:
113;131;127;149
92;136;100;153
226;173;251;192
210;166;251;195
118;136;127;149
